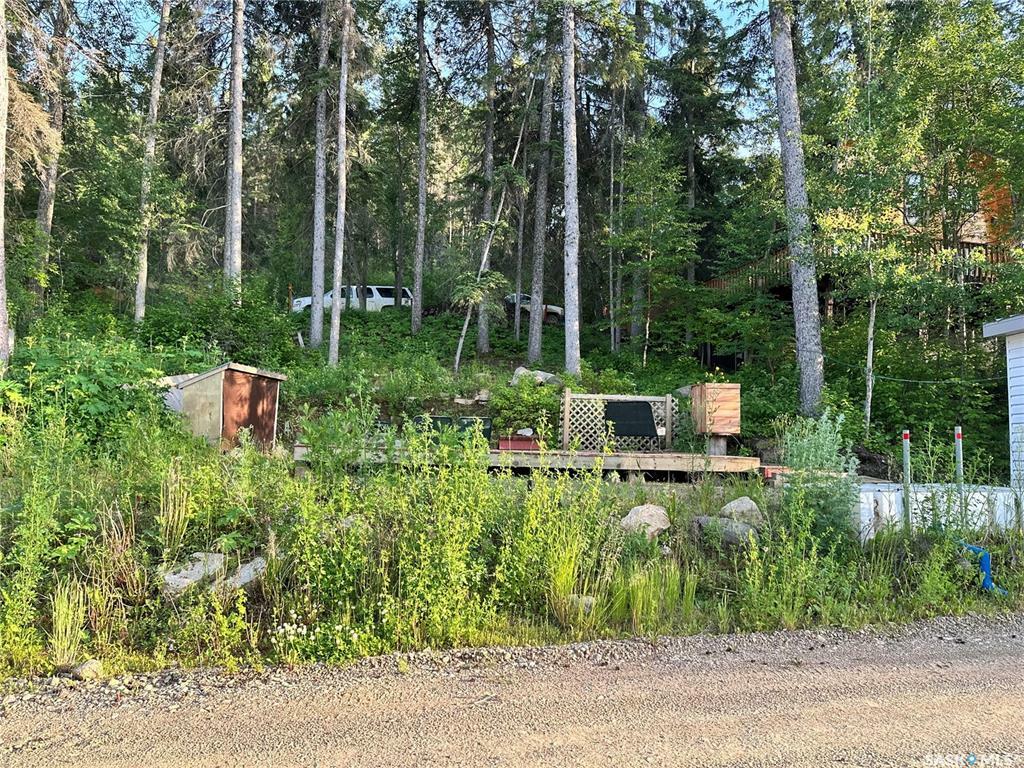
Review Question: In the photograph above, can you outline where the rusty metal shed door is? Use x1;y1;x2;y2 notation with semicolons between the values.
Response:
222;369;279;448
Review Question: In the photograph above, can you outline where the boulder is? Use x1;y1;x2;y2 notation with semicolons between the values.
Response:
567;594;596;616
510;367;564;389
222;557;267;592
162;552;226;597
719;496;765;529
71;659;104;681
620;504;670;541
692;515;756;548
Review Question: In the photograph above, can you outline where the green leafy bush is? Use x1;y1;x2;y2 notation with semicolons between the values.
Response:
490;380;561;437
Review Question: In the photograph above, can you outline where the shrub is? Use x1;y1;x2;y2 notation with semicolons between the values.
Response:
10;330;168;445
490;379;561;437
138;280;301;371
778;409;859;544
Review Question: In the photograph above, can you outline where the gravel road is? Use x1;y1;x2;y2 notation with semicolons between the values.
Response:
2;613;1023;767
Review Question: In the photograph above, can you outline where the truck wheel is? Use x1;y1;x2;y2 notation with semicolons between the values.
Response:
544;312;560;325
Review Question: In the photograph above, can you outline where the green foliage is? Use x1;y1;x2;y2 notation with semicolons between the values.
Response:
489;379;561;437
779;409;860;544
0;303;1017;680
138;282;302;371
10;322;168;446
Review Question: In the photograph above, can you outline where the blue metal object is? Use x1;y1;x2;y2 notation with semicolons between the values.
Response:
959;541;1009;596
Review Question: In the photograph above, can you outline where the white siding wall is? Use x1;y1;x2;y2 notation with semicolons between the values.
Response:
1007;332;1024;488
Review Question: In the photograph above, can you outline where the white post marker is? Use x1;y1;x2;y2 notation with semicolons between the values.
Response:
902;429;912;530
954;426;964;484
955;426;965;521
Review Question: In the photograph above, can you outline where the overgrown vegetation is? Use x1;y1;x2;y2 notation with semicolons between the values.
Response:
0;303;1019;679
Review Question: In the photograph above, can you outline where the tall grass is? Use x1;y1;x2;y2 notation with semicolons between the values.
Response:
0;396;1019;677
158;458;191;564
49;577;86;668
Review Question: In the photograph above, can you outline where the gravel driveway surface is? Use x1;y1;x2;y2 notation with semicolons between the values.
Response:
1;613;1022;767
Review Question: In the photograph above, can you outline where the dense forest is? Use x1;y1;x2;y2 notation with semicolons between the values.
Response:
0;0;1022;472
0;0;1022;677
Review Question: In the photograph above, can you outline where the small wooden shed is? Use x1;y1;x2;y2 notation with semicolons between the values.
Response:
983;315;1024;487
163;362;286;450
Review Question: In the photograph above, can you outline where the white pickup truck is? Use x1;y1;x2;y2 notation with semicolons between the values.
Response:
504;293;564;324
291;285;413;313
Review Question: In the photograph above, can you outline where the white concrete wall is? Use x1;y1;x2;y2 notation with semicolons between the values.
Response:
1007;332;1024;488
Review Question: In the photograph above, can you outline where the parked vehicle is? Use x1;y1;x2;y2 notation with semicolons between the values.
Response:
503;293;564;324
291;285;413;313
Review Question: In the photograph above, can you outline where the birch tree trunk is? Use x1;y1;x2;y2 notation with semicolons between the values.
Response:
411;0;427;333
769;0;823;416
394;134;405;309
526;42;555;365
684;86;696;346
133;0;171;322
35;1;68;299
627;0;646;344
328;0;352;367
513;172;525;341
475;1;495;355
222;0;245;290
309;0;331;347
0;0;11;364
561;1;580;376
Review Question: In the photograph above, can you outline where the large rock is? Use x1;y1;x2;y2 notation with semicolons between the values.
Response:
71;659;104;681
692;515;757;548
719;496;765;529
620;504;670;541
567;594;596;616
222;557;267;592
162;552;226;597
511;367;564;389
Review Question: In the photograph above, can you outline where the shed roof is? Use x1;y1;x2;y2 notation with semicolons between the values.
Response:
983;315;1024;338
175;362;287;389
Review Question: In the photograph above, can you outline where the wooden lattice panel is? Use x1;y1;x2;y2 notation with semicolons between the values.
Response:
561;393;675;452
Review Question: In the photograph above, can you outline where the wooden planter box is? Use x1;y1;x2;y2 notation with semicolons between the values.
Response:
690;383;740;436
498;435;542;451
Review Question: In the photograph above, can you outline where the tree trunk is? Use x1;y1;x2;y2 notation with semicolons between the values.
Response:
684;88;696;346
561;2;580;376
35;1;68;300
0;0;10;364
309;0;331;347
222;0;245;290
476;1;495;355
513;163;525;342
526;41;555;364
627;0;646;345
133;0;171;322
608;85;616;353
394;135;405;311
769;0;823;416
328;0;352;367
864;264;877;436
411;0;427;333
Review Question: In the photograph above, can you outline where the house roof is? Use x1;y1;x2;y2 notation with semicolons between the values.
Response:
983;315;1024;338
174;362;287;389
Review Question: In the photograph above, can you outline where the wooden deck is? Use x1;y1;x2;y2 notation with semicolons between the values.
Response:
293;444;760;476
